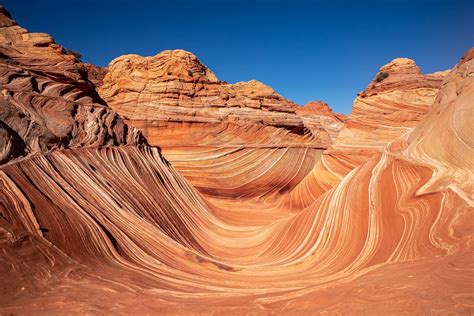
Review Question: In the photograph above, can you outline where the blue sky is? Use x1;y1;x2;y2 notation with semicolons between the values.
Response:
4;0;473;114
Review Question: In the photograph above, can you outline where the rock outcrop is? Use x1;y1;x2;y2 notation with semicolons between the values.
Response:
293;100;346;141
0;7;143;164
98;50;346;198
335;57;449;159
0;6;472;315
274;57;450;210
98;49;344;147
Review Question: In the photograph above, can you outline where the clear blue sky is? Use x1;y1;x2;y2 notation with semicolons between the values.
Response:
3;0;473;114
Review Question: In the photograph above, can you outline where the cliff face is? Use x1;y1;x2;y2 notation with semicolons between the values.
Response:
98;49;344;147
0;6;473;315
275;58;449;209
0;7;143;164
335;57;448;156
98;49;346;198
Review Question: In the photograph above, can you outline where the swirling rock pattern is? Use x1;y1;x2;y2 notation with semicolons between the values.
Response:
0;7;144;164
0;6;473;314
283;57;452;207
98;49;347;201
98;52;448;210
333;57;448;158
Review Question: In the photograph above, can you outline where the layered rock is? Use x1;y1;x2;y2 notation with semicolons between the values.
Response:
98;49;343;147
335;57;449;156
295;100;345;119
0;6;473;315
2;49;472;314
293;100;346;141
98;49;347;198
402;49;474;202
0;7;143;164
318;57;448;182
274;58;450;210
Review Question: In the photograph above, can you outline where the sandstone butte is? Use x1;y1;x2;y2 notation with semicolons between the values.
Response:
0;6;473;315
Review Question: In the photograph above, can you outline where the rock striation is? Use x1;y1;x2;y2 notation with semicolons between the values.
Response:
98;49;343;147
0;7;143;164
0;6;473;315
98;49;346;198
335;57;449;157
273;57;450;210
293;100;346;141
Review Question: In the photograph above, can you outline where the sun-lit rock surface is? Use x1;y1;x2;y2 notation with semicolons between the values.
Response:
336;58;448;154
0;7;143;164
0;6;473;314
293;100;346;142
98;49;347;199
272;58;451;210
98;49;344;147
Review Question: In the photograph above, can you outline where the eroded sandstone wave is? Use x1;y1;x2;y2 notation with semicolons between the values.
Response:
0;7;472;314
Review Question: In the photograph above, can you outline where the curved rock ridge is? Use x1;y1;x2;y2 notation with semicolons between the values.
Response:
315;53;468;208
0;7;144;164
1;50;473;313
98;48;346;199
0;6;473;314
271;57;451;210
335;57;448;154
403;48;474;203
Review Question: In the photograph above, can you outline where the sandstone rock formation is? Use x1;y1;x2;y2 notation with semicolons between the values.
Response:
294;100;346;141
97;50;347;199
98;49;344;147
0;7;143;164
334;57;448;160
268;57;451;210
0;6;472;315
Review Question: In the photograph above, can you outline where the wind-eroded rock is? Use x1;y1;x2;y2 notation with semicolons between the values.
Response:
293;100;346;141
336;57;448;153
98;49;344;147
273;57;450;210
2;50;472;314
0;6;472;315
98;49;346;198
0;7;143;164
98;51;448;202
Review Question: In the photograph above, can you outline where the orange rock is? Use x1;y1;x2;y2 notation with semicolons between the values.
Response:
326;57;449;175
98;49;344;148
0;6;473;315
98;49;346;199
0;7;143;164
